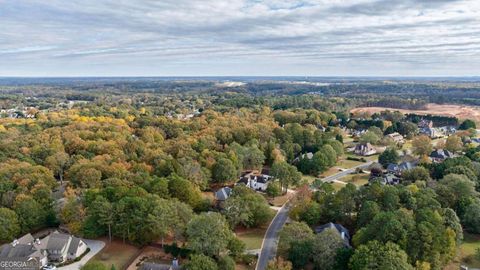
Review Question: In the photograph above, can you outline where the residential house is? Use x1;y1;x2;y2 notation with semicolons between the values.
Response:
214;187;232;207
237;170;273;191
293;152;314;163
354;143;377;156
387;161;416;176
418;119;433;129
385;132;405;145
439;126;456;136
419;127;443;139
314;223;350;247
430;149;455;163
0;234;48;267
381;173;401;185
352;129;367;138
0;231;88;265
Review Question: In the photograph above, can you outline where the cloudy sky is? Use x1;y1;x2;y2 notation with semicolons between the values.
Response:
1;0;479;76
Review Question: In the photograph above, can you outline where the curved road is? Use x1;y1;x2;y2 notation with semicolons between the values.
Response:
255;161;374;270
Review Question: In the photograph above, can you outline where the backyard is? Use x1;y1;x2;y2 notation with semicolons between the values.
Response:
446;233;480;269
93;239;141;270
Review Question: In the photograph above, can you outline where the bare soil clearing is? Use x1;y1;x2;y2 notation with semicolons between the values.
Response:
351;103;480;123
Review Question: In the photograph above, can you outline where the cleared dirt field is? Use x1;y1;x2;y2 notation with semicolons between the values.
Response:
351;103;480;123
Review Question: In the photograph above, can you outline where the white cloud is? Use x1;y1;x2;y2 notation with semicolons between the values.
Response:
0;0;479;76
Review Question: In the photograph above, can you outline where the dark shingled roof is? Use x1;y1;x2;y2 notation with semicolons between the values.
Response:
68;237;81;254
0;244;37;258
237;177;249;185
46;232;70;251
430;149;454;160
215;187;232;201
315;222;350;244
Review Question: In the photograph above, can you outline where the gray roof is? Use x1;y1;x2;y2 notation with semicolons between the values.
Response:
68;237;81;254
430;149;454;160
46;232;70;251
17;233;34;245
0;244;37;258
215;187;232;201
387;161;416;173
315;222;350;242
383;173;401;185
256;176;268;183
237;177;249;185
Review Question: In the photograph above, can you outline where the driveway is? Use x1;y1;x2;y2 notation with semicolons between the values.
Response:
58;239;105;270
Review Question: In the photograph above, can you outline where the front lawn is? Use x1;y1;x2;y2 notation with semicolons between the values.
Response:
302;174;317;184
364;154;379;162
236;211;276;250
237;228;267;250
445;233;480;270
320;166;342;178
340;173;370;187
267;192;293;207
337;159;364;169
331;182;347;191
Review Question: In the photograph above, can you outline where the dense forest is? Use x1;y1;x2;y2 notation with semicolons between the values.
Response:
1;78;480;270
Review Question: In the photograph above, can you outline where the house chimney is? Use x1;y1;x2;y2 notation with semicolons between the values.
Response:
341;231;345;240
12;239;18;247
35;238;41;245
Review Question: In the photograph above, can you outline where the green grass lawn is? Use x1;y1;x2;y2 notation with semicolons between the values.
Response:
337;159;363;169
365;154;379;162
237;228;267;250
458;233;480;268
267;192;292;207
331;182;347;191
236;210;276;250
320;166;342;177
340;173;369;187
302;174;317;184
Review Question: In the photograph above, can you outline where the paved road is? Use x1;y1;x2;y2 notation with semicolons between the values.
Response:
255;203;291;270
255;161;374;270
57;239;105;270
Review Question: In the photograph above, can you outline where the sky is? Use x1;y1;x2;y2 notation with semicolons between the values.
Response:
0;0;480;77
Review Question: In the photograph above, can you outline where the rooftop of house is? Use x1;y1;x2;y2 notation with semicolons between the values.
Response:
430;149;454;159
314;222;350;241
215;187;232;201
383;173;401;185
46;232;71;251
0;243;39;259
387;161;416;172
355;142;374;149
0;231;85;260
